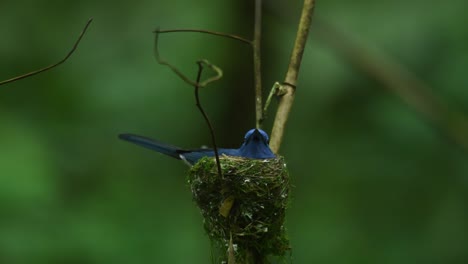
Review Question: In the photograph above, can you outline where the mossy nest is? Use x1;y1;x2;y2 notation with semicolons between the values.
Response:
188;156;291;263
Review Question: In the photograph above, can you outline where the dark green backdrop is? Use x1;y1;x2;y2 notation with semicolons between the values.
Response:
1;0;468;263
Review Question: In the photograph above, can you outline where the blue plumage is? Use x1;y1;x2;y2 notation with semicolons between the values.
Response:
119;129;276;165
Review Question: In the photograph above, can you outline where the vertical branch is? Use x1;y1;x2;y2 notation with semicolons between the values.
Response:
253;0;263;129
269;0;315;153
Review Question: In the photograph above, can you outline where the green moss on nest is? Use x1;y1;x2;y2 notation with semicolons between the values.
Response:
188;156;290;263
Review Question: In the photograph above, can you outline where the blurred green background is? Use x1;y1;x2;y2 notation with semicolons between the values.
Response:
1;0;468;263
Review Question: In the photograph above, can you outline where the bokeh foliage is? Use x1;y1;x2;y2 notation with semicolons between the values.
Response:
1;0;468;263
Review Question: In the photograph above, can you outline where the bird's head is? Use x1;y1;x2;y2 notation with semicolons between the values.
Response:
239;129;275;159
244;128;270;145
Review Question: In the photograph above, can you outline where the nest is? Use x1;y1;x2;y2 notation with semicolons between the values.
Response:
188;156;291;263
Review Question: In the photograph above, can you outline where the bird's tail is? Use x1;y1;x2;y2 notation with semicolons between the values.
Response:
118;133;183;160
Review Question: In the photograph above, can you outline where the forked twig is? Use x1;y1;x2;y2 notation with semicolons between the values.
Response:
154;2;267;131
270;0;315;153
0;18;93;86
154;29;223;87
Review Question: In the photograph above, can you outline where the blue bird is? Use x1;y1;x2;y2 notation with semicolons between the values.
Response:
118;129;276;165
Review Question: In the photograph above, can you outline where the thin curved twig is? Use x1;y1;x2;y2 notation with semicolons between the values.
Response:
0;18;93;86
194;60;223;178
198;59;223;87
153;29;223;87
155;28;251;45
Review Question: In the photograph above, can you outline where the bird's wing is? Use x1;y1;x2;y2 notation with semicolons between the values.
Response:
181;148;240;165
119;134;243;165
119;133;185;160
179;150;212;165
